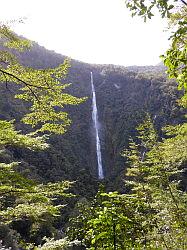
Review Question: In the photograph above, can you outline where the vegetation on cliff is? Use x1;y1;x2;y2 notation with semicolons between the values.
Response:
0;0;187;248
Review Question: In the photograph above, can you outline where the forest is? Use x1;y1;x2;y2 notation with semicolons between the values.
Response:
0;0;187;249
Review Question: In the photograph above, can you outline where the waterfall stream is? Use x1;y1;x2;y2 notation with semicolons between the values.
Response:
91;72;104;179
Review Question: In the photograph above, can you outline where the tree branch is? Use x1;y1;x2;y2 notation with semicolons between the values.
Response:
1;71;11;92
0;68;49;102
0;68;48;89
0;68;40;101
180;0;187;6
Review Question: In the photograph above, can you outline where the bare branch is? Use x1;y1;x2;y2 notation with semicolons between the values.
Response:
180;0;187;6
0;68;51;103
0;68;40;101
1;71;12;92
0;68;48;89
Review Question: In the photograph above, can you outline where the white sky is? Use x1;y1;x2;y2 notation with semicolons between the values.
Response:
0;0;170;66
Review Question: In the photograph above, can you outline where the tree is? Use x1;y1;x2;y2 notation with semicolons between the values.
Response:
0;25;85;134
123;115;187;249
123;4;187;246
125;0;187;99
67;187;146;249
70;116;187;249
0;25;85;247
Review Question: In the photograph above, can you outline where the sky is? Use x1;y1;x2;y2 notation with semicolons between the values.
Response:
0;0;170;66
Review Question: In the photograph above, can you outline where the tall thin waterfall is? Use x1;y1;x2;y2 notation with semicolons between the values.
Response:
91;72;104;179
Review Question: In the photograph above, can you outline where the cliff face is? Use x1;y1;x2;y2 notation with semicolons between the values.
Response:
0;41;183;192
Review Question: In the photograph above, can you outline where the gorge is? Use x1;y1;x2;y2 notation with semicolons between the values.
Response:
1;38;187;249
0;41;184;193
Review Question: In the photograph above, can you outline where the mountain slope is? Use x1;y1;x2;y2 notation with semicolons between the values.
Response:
0;41;183;193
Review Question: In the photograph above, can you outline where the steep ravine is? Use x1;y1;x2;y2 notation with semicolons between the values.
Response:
1;42;183;193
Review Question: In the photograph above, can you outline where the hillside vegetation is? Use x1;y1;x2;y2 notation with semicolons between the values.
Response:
0;0;187;247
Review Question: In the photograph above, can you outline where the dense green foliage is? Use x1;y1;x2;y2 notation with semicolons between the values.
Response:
125;0;187;100
67;2;187;249
68;115;187;249
0;1;187;248
0;39;185;248
0;26;84;248
0;26;85;134
2;40;180;188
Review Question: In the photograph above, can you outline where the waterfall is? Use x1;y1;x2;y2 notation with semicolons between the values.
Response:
91;72;104;179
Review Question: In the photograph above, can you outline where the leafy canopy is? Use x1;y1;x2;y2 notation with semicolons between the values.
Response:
0;25;85;134
68;115;187;249
0;25;82;246
125;0;187;101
